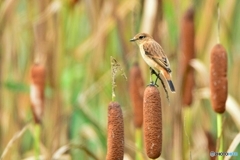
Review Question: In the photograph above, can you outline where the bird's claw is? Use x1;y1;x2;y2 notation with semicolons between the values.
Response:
147;81;154;86
147;81;159;87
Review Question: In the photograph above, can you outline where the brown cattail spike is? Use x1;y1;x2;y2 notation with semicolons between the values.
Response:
180;7;195;106
106;102;124;160
205;131;216;160
143;85;162;158
129;63;144;128
210;44;228;113
30;63;46;123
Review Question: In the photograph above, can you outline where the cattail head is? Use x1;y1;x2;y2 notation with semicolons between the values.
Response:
129;63;144;128
181;6;195;73
30;63;46;123
106;102;124;160
69;0;79;6
210;44;228;113
180;6;195;106
143;85;162;159
182;72;194;106
205;131;216;160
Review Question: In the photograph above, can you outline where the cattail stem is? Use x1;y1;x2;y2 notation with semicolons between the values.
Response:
217;113;223;160
111;57;117;102
135;129;143;160
107;57;126;159
129;63;144;159
210;43;227;159
34;124;41;160
217;3;220;44
110;56;127;102
183;108;192;160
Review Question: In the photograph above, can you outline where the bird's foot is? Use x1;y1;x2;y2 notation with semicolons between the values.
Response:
154;74;160;87
147;81;159;87
147;81;154;86
153;81;159;87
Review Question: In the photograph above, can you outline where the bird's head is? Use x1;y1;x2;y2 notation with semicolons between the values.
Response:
130;33;153;45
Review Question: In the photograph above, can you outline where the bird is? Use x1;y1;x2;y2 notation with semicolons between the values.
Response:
130;33;175;92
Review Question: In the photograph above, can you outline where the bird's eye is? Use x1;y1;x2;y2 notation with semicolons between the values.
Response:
139;36;145;39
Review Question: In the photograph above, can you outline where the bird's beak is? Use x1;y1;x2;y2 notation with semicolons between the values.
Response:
130;37;137;42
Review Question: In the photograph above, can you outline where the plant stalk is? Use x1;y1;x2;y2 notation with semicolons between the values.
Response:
217;113;223;160
135;129;143;160
34;124;41;160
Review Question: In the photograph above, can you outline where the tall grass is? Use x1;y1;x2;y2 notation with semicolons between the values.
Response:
0;0;240;159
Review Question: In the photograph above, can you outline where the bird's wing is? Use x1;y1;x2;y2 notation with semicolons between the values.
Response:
143;41;171;73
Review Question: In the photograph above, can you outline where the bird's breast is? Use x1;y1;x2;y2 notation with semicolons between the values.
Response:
139;44;159;71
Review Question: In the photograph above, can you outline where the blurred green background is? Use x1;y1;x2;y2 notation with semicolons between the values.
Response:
0;0;240;159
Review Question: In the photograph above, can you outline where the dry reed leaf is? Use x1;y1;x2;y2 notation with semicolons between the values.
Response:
140;0;158;34
52;144;70;159
129;63;144;128
106;102;124;160
190;59;209;87
0;124;29;159
195;0;215;52
224;133;240;160
226;96;240;130
210;44;228;113
21;155;46;160
143;85;162;159
34;1;61;26
0;0;17;24
74;0;137;60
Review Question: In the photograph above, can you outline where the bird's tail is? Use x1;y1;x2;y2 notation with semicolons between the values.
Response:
167;80;175;92
161;70;176;93
153;69;176;93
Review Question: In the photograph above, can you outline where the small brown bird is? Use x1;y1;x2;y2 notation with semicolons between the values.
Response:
130;33;175;92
